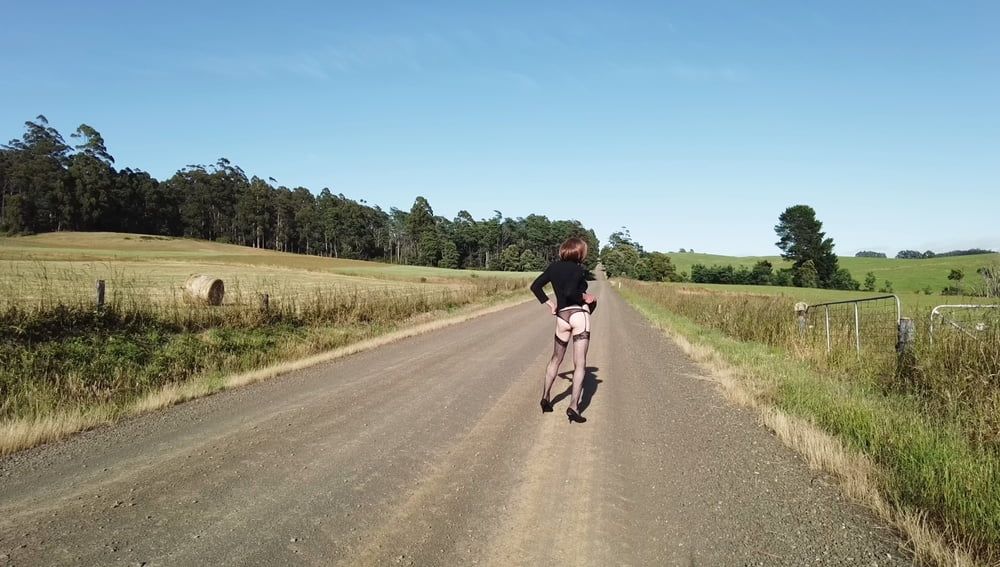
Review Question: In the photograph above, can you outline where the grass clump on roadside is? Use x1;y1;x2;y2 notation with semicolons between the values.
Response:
619;281;999;565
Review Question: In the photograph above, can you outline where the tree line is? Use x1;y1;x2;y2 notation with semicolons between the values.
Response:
894;248;995;260
0;116;598;270
858;249;996;259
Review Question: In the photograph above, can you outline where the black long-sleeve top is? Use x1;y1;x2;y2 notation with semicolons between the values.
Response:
530;260;588;311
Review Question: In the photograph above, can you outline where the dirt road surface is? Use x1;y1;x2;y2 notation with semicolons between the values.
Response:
0;277;909;566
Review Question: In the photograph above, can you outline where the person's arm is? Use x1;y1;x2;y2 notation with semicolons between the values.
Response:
530;266;557;314
530;265;552;304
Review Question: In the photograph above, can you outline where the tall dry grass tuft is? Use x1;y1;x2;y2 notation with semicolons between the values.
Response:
907;323;1000;449
0;407;115;456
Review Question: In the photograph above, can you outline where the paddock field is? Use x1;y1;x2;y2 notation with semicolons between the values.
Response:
0;232;532;307
619;281;1000;315
669;251;1000;295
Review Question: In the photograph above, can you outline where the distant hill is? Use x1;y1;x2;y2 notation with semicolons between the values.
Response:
668;251;1000;294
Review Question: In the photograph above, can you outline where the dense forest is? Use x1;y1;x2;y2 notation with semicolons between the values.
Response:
0;116;598;270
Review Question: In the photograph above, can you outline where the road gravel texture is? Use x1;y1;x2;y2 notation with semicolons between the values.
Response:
0;277;910;566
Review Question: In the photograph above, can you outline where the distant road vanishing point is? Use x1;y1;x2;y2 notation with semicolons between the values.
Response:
0;276;908;566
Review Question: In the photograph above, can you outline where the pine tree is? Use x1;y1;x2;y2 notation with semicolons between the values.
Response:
775;205;840;288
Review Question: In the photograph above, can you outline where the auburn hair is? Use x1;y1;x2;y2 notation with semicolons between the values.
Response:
559;237;588;263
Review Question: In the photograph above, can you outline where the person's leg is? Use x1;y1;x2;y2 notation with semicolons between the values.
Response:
568;311;591;412
543;319;572;400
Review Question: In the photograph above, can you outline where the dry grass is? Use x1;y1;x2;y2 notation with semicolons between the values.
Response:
628;287;989;566
0;296;528;456
0;407;115;457
0;231;537;284
619;280;1000;447
0;279;525;420
0;231;539;311
0;232;534;455
0;258;452;306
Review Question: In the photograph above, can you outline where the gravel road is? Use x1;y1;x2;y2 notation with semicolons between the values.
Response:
0;276;909;566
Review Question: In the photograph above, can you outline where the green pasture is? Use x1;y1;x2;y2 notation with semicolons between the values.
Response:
669;251;1000;295
656;281;999;315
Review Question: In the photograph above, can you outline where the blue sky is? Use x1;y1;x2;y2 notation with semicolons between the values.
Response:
2;1;997;255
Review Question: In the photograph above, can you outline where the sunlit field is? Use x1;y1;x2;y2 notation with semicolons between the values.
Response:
669;251;1000;295
655;281;999;315
0;232;533;306
0;232;531;451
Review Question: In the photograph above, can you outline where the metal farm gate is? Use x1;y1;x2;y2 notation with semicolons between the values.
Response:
929;304;1000;343
803;295;902;355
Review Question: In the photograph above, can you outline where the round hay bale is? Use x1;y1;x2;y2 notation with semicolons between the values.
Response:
184;274;225;306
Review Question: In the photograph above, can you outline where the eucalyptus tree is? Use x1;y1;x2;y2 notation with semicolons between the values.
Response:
1;115;73;233
69;124;117;230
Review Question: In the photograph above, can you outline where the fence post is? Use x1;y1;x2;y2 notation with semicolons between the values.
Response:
824;306;831;352
896;317;917;380
96;280;106;310
794;302;807;335
853;302;861;354
896;317;915;354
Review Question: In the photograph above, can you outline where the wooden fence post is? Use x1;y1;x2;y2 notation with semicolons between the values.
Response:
896;317;915;354
96;280;106;310
896;317;917;380
794;302;808;335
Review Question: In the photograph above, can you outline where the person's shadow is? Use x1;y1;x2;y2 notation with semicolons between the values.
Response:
550;366;601;412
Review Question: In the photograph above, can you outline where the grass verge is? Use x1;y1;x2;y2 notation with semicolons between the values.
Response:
1;285;528;457
619;284;994;567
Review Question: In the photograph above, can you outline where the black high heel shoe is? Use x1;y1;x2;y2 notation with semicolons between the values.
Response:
566;407;586;423
540;398;553;413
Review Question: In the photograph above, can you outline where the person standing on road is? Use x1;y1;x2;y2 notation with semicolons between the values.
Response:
530;237;597;423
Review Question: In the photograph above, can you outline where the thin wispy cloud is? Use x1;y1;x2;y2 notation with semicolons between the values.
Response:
182;33;440;81
489;26;570;52
666;64;749;82
178;27;577;83
482;70;540;90
613;62;750;83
